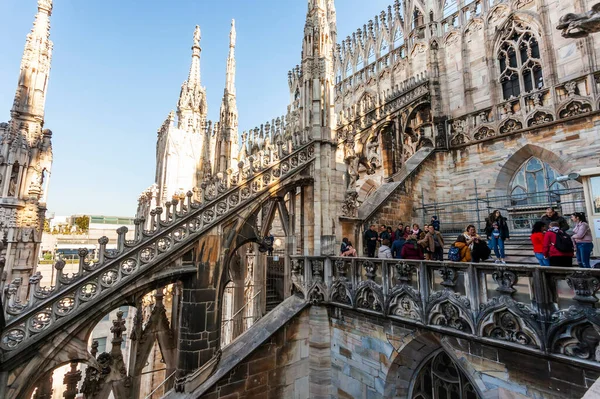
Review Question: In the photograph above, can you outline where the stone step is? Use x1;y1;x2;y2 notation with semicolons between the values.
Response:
358;147;434;221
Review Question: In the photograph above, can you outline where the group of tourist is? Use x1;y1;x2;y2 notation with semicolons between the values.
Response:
340;207;594;268
348;217;444;260
530;208;594;267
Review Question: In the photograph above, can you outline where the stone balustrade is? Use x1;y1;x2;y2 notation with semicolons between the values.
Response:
291;255;600;367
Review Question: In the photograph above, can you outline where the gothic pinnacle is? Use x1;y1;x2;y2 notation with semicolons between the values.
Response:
225;19;236;95
12;0;54;118
188;25;202;86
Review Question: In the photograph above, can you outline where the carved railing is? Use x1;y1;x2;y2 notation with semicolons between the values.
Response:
448;72;600;147
292;256;600;366
0;142;315;359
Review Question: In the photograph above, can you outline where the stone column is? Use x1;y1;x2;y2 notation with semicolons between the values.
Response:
285;192;296;298
176;275;219;379
303;185;315;255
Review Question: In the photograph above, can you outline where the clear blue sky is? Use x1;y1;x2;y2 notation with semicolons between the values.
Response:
0;0;389;217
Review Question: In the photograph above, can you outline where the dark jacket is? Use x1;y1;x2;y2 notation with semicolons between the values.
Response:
541;213;570;231
430;218;440;231
379;231;391;242
485;216;510;240
391;238;406;259
364;229;378;247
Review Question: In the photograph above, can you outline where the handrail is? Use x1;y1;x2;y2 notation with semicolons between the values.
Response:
144;370;176;399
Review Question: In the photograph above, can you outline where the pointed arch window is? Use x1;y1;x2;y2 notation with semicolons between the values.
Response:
380;38;390;56
367;47;375;65
220;281;235;347
356;54;364;71
443;0;459;19
411;351;480;399
393;28;404;48
498;20;543;100
510;157;566;204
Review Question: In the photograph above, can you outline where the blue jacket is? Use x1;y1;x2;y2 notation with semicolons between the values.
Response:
391;238;406;259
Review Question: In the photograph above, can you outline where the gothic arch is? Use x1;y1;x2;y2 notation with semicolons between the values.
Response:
494;144;569;194
357;178;379;204
493;15;545;100
384;332;486;398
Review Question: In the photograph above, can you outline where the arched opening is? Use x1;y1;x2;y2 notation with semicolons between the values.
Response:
495;145;584;232
29;361;87;399
497;19;543;100
384;332;485;399
221;280;236;347
411;350;480;399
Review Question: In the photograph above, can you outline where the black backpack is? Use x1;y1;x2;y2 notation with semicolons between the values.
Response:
553;230;574;253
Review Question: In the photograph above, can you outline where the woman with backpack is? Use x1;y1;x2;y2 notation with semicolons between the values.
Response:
450;235;471;262
571;212;594;268
543;221;574;266
530;221;549;266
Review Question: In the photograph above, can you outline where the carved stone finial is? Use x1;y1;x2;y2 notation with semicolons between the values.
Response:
363;260;377;280
492;268;518;294
439;266;457;288
566;271;600;305
395;262;413;285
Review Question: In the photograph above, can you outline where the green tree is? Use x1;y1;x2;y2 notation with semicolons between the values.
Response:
74;216;90;233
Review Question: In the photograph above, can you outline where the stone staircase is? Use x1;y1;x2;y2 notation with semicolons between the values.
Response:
358;147;434;221
0;143;315;365
441;233;598;265
441;233;539;264
164;295;309;397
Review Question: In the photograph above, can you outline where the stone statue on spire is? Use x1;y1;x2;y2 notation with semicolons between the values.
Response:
229;19;236;48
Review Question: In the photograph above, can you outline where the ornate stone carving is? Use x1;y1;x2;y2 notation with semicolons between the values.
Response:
341;191;359;218
566;271;600;304
356;284;383;311
552;320;600;361
559;100;592;118
499;118;522;134
388;291;421;320
394;262;414;285
492;268;518;294
527;111;553;126
429;302;473;333
308;284;325;305
473;127;494;141
311;259;324;282
564;81;578;97
480;309;538;346
557;4;600;38
439;266;458;288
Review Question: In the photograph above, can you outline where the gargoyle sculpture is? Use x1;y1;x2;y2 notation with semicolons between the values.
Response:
557;3;600;38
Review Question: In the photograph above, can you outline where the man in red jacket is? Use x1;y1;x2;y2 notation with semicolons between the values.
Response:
543;222;573;266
